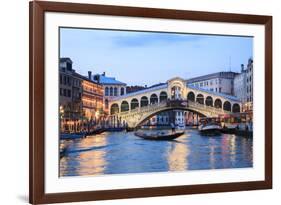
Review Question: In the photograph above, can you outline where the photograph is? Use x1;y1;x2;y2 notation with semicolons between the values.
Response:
58;27;254;177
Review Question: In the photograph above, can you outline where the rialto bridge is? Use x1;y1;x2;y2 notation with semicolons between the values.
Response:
108;77;242;128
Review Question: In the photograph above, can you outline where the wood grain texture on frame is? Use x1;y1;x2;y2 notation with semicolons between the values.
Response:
29;1;272;204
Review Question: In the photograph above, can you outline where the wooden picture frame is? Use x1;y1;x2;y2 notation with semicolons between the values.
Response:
29;1;272;204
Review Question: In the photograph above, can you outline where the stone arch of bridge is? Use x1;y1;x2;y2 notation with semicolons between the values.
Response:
134;107;207;128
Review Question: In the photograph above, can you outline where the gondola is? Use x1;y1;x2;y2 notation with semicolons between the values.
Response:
134;131;184;140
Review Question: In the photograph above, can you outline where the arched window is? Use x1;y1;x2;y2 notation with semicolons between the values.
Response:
187;91;195;102
121;101;129;112
105;87;109;96
105;99;109;109
205;96;213;106
214;99;222;109
110;87;113;96
223;101;231;111
159;91;168;102
140;96;148;107
110;103;119;115
131;98;139;110
196;94;204;104
114;87;118;96
232;103;240;113
120;87;125;95
150;94;158;104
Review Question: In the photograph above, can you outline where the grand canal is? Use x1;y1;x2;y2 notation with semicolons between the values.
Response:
59;128;253;177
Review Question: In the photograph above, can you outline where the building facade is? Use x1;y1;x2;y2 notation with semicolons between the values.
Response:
187;71;238;95
143;110;202;127
59;58;83;133
77;72;104;126
92;72;127;114
234;58;253;111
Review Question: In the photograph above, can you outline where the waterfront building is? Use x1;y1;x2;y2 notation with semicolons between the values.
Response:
148;111;172;126
234;64;247;103
187;71;238;95
234;58;253;111
148;110;202;127
92;72;127;114
59;58;83;133
76;72;104;126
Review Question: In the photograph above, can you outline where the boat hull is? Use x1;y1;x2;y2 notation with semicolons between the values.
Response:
135;131;184;140
60;133;86;140
199;124;222;135
199;129;221;135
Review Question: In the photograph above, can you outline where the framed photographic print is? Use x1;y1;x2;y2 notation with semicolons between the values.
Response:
29;1;272;204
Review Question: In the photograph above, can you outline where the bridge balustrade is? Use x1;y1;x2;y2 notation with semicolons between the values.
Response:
113;98;232;117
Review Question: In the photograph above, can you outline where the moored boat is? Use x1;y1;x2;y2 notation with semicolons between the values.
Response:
60;133;86;140
134;130;184;140
198;123;222;135
198;117;222;135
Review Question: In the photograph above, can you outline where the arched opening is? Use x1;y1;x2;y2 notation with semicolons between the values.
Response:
232;103;240;113
140;96;148;107
110;103;119;115
130;98;139;110
159;91;168;102
150;94;158;104
214;99;222;109
187;91;195;102
114;87;118;96
121;101;129;112
110;87;113;96
135;108;207;128
105;99;109;109
105;87;109;96
196;94;204;104
171;86;182;100
223;101;231;111
205;96;213;106
120;87;125;95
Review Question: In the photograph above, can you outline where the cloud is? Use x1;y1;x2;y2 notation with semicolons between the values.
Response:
112;32;203;47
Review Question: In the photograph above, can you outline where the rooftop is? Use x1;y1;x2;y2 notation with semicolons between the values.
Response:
60;57;73;63
188;85;240;102
187;71;238;84
111;83;168;101
98;75;126;85
73;73;100;85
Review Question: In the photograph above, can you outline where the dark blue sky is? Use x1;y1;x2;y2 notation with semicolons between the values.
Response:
60;28;253;86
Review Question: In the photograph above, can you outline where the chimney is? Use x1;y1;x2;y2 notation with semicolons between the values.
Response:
248;58;253;65
241;64;244;72
88;71;92;80
102;72;106;76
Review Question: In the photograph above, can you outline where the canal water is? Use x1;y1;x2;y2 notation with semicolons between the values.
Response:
59;128;253;177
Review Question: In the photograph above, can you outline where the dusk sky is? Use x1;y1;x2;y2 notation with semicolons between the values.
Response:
60;28;253;87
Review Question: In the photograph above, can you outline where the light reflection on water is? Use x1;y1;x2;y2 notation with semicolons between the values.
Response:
59;128;253;177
